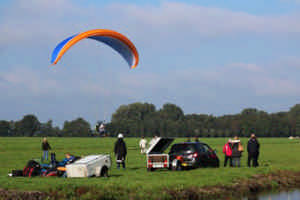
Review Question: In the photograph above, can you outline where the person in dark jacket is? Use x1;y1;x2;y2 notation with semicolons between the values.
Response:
114;133;127;169
42;137;51;161
231;136;243;167
247;134;260;167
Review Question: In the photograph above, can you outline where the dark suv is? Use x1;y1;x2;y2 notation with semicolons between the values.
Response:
169;142;219;170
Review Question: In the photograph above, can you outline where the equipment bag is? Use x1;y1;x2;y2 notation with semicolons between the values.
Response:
12;170;23;177
23;160;41;177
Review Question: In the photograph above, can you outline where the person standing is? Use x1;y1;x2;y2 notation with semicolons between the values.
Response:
247;134;260;167
114;133;127;169
223;139;232;167
41;137;51;161
149;135;158;147
139;136;147;154
231;136;243;167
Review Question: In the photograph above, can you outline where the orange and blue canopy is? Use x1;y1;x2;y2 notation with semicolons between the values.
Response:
51;29;139;69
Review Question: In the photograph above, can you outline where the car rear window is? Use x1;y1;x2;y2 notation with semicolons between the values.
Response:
169;144;196;154
196;143;213;153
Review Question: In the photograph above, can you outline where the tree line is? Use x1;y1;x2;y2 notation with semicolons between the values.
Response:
1;102;300;137
0;116;91;137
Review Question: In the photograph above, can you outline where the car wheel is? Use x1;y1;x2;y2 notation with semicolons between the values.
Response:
100;166;109;177
177;164;183;171
212;160;219;168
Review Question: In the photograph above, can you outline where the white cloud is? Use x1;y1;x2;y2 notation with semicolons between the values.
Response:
230;63;263;72
0;0;88;46
106;2;300;38
1;58;300;125
1;1;300;123
251;76;299;96
200;62;300;96
0;68;59;96
1;1;300;47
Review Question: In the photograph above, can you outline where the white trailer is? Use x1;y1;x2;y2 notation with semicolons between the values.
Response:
66;155;111;178
146;138;174;171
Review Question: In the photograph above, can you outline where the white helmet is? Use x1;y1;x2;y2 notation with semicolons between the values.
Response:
118;133;124;138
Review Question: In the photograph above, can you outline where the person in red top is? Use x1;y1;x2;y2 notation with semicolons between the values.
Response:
223;139;232;167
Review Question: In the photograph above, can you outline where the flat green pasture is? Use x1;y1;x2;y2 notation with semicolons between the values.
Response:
0;137;299;199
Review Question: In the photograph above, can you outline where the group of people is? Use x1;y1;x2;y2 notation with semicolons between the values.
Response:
41;138;78;166
139;135;166;154
223;134;260;168
41;135;129;170
114;134;163;169
42;134;260;170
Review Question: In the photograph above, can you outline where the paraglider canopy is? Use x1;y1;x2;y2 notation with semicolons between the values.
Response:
51;29;139;69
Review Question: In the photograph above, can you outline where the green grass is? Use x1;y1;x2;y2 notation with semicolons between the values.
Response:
0;137;300;199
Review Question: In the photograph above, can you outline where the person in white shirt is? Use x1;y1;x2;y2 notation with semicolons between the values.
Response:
139;136;147;154
99;123;105;133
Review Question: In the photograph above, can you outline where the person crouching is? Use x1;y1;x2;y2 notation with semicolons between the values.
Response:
114;133;127;169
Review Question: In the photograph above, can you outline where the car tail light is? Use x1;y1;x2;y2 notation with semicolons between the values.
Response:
148;159;153;168
176;156;183;161
210;154;216;159
192;153;198;158
163;159;168;168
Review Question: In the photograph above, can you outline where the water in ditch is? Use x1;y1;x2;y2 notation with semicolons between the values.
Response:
244;190;300;200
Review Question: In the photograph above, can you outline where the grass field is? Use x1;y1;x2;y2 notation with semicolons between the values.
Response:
0;137;300;199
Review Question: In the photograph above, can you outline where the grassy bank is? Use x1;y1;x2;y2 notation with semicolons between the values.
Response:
0;137;300;199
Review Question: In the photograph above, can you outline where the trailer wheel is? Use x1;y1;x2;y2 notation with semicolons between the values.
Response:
147;167;155;172
100;166;109;177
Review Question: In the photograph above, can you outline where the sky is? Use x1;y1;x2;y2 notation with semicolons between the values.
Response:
1;0;300;127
